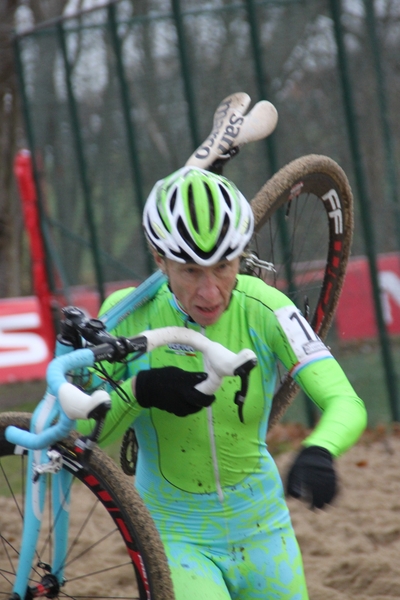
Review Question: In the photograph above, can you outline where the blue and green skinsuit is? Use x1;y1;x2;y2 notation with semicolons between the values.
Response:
79;275;367;600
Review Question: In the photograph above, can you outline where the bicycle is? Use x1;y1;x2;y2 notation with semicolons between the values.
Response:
0;91;354;600
1;322;257;600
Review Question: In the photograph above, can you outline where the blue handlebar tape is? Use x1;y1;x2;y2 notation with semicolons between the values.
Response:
47;348;95;397
5;348;96;450
5;412;73;450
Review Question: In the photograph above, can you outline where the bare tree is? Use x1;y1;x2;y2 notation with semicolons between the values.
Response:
0;0;71;298
0;1;22;297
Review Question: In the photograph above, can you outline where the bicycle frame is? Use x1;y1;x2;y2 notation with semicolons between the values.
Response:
12;392;74;599
5;325;256;600
5;91;277;599
2;271;186;598
8;347;96;600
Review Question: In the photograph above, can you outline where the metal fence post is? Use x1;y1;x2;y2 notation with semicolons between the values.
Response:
171;0;200;149
245;0;317;426
57;21;105;303
363;0;400;244
329;0;400;421
107;3;153;275
244;0;295;294
13;33;71;303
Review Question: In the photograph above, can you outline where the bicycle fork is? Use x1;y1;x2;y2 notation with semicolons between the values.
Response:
11;396;72;600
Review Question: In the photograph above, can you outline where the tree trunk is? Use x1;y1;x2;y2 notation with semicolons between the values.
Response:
0;1;23;297
0;0;70;297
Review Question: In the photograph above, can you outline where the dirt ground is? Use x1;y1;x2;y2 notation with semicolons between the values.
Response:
1;382;400;599
273;425;400;600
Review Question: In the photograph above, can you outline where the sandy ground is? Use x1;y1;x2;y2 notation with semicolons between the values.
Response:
1;379;399;599
0;483;137;598
274;428;400;600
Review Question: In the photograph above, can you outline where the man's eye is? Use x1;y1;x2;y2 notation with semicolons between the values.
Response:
217;263;228;272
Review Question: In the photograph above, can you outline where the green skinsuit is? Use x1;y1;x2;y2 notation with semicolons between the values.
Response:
79;274;367;599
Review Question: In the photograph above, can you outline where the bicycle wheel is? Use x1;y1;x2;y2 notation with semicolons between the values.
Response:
0;412;174;600
250;154;353;428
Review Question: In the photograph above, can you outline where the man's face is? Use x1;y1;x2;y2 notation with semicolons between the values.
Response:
156;255;239;326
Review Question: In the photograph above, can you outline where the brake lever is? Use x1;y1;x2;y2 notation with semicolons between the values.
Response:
59;306;109;350
75;399;111;466
233;358;257;423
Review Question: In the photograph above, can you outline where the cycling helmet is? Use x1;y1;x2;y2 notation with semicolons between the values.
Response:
142;166;254;266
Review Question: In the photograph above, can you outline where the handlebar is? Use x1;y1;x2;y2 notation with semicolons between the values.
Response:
52;326;257;415
138;327;257;395
6;326;257;450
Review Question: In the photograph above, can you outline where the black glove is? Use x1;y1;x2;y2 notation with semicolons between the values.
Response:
135;366;215;417
286;445;337;509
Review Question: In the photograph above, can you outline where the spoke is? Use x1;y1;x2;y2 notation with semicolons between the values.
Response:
0;460;24;520
63;499;99;564
0;567;14;587
65;560;133;582
0;535;18;576
64;528;119;569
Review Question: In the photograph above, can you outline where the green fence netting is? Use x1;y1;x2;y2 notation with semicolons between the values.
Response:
13;0;400;425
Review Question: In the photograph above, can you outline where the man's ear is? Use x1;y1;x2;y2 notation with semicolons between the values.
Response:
151;249;166;274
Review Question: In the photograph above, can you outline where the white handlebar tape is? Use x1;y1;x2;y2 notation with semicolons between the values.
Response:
141;327;257;394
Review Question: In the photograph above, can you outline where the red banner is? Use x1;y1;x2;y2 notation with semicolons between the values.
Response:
0;283;136;384
2;254;400;383
0;296;51;383
336;253;400;340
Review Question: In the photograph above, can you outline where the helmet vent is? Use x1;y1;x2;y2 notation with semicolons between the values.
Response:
219;185;232;209
177;216;196;252
175;213;232;261
147;218;160;241
188;183;216;231
205;184;215;229
170;189;177;212
187;184;199;233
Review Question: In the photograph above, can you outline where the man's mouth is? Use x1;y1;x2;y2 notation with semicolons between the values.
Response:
197;305;219;313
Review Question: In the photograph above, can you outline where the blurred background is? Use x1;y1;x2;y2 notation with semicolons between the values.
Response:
1;0;400;429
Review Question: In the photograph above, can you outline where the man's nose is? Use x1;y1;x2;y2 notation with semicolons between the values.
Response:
198;274;220;299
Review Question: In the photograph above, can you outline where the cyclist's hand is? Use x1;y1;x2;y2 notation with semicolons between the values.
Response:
135;366;215;417
286;445;337;509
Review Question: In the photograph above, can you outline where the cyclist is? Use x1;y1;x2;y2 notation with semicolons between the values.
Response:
80;166;367;599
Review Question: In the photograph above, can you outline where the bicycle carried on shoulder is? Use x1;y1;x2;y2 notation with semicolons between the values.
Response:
0;92;354;600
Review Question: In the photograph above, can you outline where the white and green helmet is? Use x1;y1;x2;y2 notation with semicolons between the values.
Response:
142;166;254;266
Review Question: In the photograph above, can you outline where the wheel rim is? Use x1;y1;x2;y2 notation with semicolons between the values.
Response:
250;156;353;426
253;171;351;337
0;427;147;600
